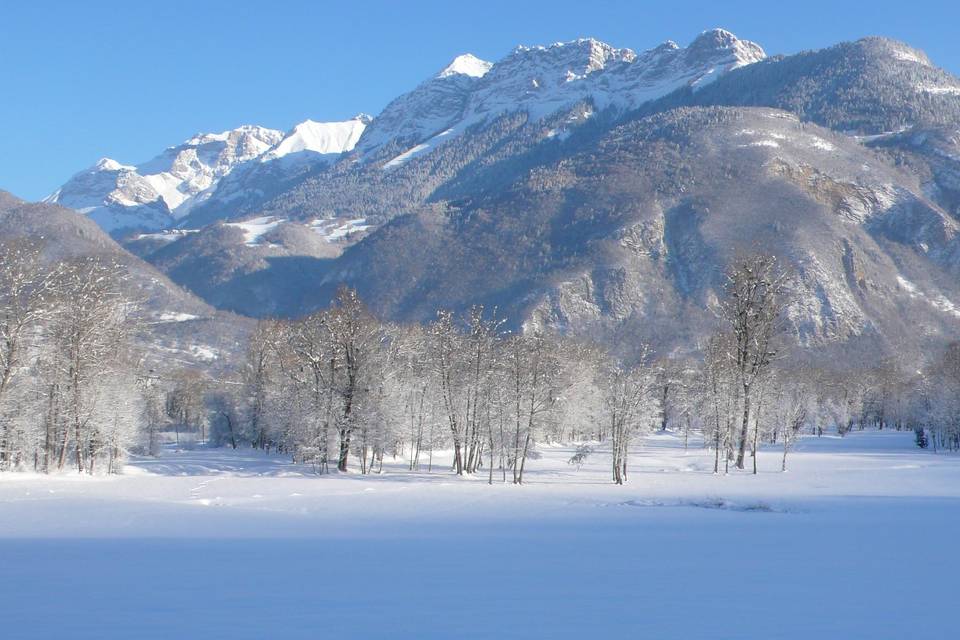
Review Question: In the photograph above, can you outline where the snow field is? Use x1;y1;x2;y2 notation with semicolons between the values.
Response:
0;430;958;639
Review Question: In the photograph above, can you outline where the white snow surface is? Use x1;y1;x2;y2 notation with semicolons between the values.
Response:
896;275;960;318
224;216;283;246
1;429;957;639
134;229;198;242
153;312;199;323
382;142;432;169
224;216;286;247
308;217;373;241
438;53;493;78
94;157;135;172
262;116;369;161
917;82;960;96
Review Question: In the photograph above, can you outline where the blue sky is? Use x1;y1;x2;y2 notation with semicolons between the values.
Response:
2;0;959;200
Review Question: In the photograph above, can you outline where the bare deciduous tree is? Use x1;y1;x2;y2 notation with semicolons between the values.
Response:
720;253;790;470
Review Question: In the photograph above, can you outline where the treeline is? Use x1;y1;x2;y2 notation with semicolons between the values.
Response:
217;289;659;484
192;253;937;482
3;244;960;481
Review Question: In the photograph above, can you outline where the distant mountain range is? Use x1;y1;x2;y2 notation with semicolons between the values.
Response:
18;28;960;363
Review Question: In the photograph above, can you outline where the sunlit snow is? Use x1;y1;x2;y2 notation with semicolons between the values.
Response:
224;216;283;246
308;218;373;241
1;430;957;639
437;53;493;79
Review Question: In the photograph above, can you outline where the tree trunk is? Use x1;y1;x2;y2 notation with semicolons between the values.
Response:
736;383;751;469
516;433;531;485
659;383;669;431
337;428;351;472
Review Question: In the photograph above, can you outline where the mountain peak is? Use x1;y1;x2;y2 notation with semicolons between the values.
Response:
357;29;769;160
691;28;739;48
94;157;134;172
687;27;766;67
181;124;281;148
438;53;493;79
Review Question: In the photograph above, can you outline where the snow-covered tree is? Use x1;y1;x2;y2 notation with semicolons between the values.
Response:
720;252;790;470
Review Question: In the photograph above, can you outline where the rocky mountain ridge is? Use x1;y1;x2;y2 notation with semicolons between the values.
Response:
19;29;960;364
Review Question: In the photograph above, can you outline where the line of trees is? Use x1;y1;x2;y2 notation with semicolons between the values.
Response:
4;245;960;481
217;287;660;484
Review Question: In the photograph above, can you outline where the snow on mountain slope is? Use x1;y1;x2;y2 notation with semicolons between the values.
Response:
685;36;960;136
438;53;493;78
135;125;283;211
308;217;373;241
262;115;370;162
154;115;372;229
355;54;493;155
224;216;283;246
47;115;372;235
363;29;765;165
47;125;284;233
0;195;248;373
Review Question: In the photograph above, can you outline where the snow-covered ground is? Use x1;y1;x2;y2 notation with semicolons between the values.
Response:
1;430;957;639
223;216;283;246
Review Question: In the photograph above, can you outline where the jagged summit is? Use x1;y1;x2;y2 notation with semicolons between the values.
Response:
46;124;284;232
691;27;740;48
46;29;775;233
46;114;369;235
355;29;766;163
686;27;766;67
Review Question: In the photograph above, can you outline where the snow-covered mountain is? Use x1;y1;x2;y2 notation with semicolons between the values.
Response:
176;114;372;228
46;126;283;232
174;29;766;226
358;29;765;165
47;116;369;234
32;27;960;364
354;53;494;156
49;30;765;234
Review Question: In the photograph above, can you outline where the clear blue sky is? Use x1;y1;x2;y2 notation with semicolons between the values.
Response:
2;0;959;200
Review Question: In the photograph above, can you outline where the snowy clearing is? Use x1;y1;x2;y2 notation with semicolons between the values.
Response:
308;217;373;242
152;312;199;323
1;429;957;639
224;216;283;246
